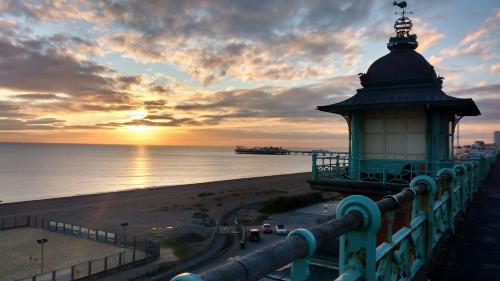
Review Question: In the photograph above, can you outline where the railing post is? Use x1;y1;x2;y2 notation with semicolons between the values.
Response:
287;228;317;281
470;161;478;195
455;164;466;212
410;175;436;263
311;153;318;181
170;273;203;281
464;163;473;202
336;195;381;281
438;168;456;233
336;154;340;177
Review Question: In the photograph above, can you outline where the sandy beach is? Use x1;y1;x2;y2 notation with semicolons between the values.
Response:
0;173;312;238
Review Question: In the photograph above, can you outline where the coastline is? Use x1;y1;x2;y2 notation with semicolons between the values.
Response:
0;172;312;235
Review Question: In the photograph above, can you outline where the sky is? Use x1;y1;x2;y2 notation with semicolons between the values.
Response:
0;0;498;148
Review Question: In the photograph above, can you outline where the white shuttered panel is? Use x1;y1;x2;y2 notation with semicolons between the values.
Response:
362;109;426;160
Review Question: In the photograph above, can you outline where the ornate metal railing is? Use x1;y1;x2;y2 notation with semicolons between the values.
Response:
311;155;459;186
169;150;497;281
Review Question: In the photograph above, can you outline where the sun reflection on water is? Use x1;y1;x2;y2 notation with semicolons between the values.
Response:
131;145;152;187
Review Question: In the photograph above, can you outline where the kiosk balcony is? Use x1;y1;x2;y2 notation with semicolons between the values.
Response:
309;154;456;194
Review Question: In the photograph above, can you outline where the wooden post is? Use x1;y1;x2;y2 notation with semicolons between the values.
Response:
133;237;137;262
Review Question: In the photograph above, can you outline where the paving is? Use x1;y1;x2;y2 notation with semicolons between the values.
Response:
0;227;131;281
439;161;500;280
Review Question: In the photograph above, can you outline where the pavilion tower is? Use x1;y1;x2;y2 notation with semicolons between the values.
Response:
309;2;480;195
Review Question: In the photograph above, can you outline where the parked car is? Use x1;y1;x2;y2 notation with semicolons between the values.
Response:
261;223;273;234
248;229;261;241
275;224;287;235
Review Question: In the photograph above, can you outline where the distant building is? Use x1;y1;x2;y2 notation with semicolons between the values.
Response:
495;131;500;146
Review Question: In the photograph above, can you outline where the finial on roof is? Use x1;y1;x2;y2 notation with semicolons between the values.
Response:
388;1;418;51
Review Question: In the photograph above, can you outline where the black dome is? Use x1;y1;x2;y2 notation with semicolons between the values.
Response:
360;48;441;88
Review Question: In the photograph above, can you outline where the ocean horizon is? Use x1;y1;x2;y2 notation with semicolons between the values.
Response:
0;142;345;203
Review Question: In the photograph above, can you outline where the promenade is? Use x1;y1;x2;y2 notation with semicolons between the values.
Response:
440;160;500;280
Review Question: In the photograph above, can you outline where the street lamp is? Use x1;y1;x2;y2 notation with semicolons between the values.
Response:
36;238;48;273
120;222;128;244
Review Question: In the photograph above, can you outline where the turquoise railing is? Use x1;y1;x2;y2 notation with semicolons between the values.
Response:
311;155;458;186
170;151;497;281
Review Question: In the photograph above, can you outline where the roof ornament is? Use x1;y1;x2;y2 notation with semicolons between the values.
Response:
388;1;418;50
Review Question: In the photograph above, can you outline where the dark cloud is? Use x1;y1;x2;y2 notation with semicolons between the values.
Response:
98;116;200;128
0;101;29;117
13;93;64;100
0;23;142;114
144;99;168;111
450;83;500;97
0;118;62;130
150;86;170;94
23;118;65;125
144;114;174;120
175;75;358;122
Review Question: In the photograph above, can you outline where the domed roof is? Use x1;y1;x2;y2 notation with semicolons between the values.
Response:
317;3;480;117
360;46;440;88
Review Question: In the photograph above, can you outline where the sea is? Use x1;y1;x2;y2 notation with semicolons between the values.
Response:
0;142;340;203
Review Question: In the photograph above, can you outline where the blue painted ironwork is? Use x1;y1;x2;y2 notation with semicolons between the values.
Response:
337;195;381;281
311;156;456;186
288;229;317;281
171;151;497;281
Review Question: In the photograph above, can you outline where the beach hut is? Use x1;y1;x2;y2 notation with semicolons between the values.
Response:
309;7;480;195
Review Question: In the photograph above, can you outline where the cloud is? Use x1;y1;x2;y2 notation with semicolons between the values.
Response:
174;75;358;123
98;117;200;128
412;18;445;52
13;93;64;100
23;118;65;125
490;63;500;74
449;83;500;100
0;0;93;22
95;0;373;84
0;118;64;130
441;10;499;60
0;23;143;116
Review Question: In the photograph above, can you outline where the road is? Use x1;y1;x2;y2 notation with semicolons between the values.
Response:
192;200;339;273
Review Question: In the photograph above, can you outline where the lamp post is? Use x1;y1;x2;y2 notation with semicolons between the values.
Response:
36;238;48;273
120;222;128;244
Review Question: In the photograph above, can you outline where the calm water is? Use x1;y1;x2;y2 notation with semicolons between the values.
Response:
0;143;316;203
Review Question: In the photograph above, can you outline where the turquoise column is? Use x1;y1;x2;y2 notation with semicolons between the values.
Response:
288;229;317;281
350;111;362;180
410;175;437;262
336;195;381;281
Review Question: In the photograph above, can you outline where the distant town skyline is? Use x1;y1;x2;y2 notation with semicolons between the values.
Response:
0;1;498;146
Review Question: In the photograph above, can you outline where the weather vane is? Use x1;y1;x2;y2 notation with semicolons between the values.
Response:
393;1;414;37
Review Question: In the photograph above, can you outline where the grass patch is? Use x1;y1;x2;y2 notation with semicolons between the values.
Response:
160;239;191;259
259;192;325;214
238;214;268;226
192;211;209;219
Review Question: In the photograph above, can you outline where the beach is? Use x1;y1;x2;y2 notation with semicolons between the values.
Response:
0;173;312;237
